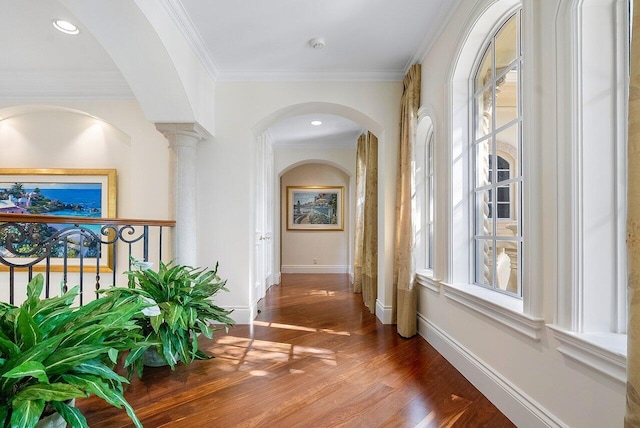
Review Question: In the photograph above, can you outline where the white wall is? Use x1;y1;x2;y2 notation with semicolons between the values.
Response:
417;0;626;427
198;82;401;323
280;162;350;273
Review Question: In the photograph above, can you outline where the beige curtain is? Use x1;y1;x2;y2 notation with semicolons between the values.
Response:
353;132;378;313
362;132;378;313
353;135;366;294
628;2;640;426
394;64;421;338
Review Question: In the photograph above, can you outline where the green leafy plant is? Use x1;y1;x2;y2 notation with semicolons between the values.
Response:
105;260;235;378
0;274;145;428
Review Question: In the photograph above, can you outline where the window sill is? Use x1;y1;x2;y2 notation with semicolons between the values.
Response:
416;270;440;292
442;282;545;341
547;325;627;384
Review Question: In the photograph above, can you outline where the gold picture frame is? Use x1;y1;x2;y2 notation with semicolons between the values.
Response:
0;168;117;272
286;186;344;231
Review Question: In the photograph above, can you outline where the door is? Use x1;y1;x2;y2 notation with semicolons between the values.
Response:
253;134;274;312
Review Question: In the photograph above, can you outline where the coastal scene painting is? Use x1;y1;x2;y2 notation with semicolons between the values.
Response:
0;169;116;262
287;186;343;231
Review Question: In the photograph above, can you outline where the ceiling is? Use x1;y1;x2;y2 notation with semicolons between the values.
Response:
0;0;459;145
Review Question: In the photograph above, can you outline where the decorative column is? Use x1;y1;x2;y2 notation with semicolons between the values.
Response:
155;123;209;266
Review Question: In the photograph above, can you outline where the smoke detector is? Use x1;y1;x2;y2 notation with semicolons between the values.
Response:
309;37;326;49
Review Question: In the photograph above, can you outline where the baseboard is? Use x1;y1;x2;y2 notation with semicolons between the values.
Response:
274;272;282;284
376;299;393;324
280;265;350;274
417;314;565;428
226;306;253;324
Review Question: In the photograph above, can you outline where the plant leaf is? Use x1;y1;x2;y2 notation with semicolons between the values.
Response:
0;335;21;360
0;405;8;428
9;398;44;428
150;314;163;333
16;307;41;350
72;360;129;385
13;383;84;402
61;374;142;428
2;360;49;384
25;275;44;304
167;303;184;332
43;346;107;375
51;400;89;428
108;348;119;364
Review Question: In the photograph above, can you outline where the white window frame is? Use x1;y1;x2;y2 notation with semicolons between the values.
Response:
415;114;438;291
548;0;629;383
446;0;545;341
472;10;523;297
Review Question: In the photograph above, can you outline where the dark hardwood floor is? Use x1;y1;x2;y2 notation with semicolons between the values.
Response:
77;273;515;427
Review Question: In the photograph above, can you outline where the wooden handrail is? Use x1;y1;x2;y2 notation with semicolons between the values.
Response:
0;213;175;227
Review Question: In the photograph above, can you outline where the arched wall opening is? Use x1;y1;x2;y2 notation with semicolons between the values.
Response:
253;101;389;321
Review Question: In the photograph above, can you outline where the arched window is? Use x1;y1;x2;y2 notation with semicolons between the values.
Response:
415;117;435;276
473;10;522;296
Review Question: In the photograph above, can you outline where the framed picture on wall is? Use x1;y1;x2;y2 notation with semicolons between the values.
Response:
0;168;117;271
287;186;344;231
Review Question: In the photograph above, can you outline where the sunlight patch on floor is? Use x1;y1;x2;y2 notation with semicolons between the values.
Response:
212;334;338;369
253;320;351;336
307;289;336;296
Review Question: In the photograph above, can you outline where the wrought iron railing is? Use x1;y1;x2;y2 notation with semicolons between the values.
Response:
0;213;175;305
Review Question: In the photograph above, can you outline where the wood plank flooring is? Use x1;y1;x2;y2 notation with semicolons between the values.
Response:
77;273;515;427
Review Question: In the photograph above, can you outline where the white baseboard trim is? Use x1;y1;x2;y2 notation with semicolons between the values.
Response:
281;265;350;274
417;314;565;428
376;299;393;324
227;306;253;324
274;272;282;284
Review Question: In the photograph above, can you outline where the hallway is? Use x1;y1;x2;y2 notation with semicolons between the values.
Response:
78;274;514;427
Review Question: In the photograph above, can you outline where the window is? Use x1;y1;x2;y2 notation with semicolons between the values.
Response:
414;120;435;274
473;10;522;296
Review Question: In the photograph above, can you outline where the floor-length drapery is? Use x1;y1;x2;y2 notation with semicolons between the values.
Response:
353;134;367;294
627;2;640;426
362;132;378;313
394;64;421;338
353;132;378;313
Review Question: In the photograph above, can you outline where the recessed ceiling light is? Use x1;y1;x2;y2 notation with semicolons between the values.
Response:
52;19;80;35
311;120;322;126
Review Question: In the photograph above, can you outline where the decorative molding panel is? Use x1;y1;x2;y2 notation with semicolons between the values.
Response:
442;283;545;341
415;272;441;293
547;325;627;384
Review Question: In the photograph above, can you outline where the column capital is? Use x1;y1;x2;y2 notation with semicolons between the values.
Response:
155;122;211;146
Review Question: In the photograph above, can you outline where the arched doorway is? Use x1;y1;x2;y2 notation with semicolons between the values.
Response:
252;103;382;314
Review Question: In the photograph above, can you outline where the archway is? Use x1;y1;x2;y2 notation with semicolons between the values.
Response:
252;103;383;316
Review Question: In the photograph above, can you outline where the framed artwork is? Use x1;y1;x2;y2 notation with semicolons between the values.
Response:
286;186;343;231
0;168;117;271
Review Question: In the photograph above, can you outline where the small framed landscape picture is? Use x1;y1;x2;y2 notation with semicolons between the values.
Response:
287;186;343;231
0;168;116;271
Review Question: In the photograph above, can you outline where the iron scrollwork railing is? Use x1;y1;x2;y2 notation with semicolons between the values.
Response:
0;214;175;305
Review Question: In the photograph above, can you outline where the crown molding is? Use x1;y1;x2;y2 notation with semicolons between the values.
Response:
407;0;465;72
216;69;405;82
159;0;220;81
0;71;133;99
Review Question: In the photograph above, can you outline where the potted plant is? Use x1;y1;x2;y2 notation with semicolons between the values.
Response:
0;274;145;428
104;259;235;378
